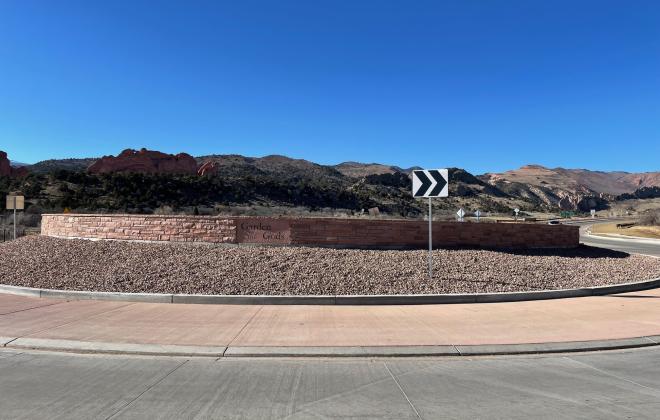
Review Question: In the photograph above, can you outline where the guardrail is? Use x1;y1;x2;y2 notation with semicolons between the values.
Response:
616;222;636;229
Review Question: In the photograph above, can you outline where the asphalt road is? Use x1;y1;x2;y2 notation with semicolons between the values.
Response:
582;233;660;257
1;347;660;419
569;219;660;257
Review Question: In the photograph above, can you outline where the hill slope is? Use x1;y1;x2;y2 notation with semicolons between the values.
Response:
483;164;660;195
28;158;99;174
4;154;533;218
481;164;660;210
333;162;420;177
9;154;660;216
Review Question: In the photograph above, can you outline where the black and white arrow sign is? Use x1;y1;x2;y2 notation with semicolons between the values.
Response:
412;169;449;198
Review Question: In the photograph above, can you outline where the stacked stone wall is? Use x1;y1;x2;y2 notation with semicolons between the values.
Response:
41;214;579;249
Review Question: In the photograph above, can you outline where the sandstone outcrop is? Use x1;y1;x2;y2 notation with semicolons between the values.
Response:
0;151;28;178
558;193;610;211
482;164;660;211
88;148;198;175
0;151;10;177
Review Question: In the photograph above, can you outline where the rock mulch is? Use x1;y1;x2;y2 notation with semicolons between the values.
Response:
0;236;658;295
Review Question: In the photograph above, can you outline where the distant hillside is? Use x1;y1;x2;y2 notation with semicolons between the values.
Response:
7;152;659;215
481;164;660;210
28;158;98;174
3;153;534;217
197;154;345;181
334;162;419;178
483;164;660;195
9;161;29;167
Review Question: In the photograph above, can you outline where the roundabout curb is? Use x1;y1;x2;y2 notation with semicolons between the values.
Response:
3;336;659;358
1;276;659;305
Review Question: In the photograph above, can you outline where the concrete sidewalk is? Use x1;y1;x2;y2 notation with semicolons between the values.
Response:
2;289;660;357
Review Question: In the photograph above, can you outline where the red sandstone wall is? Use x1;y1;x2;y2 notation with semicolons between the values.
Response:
41;215;236;243
289;218;579;248
41;214;579;249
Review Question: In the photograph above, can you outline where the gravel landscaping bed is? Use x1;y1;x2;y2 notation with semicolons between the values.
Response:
1;236;659;295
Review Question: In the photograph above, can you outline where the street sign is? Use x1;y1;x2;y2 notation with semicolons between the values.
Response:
411;169;450;280
412;169;449;198
6;195;24;240
590;209;596;218
456;208;465;220
475;210;481;221
6;195;24;210
514;208;520;215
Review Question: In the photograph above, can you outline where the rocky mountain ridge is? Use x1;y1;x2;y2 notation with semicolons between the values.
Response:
481;164;660;210
4;150;660;213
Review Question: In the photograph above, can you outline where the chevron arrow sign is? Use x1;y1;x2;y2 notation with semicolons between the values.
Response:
412;169;449;198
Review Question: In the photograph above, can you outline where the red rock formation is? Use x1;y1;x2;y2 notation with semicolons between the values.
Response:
88;148;198;175
197;160;220;176
0;151;29;178
0;151;10;177
11;166;29;178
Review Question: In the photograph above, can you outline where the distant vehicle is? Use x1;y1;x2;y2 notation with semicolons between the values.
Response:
547;220;560;225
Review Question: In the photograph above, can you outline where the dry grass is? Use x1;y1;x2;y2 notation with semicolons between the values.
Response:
591;223;660;239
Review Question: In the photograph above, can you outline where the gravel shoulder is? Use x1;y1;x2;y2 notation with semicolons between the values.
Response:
1;236;659;296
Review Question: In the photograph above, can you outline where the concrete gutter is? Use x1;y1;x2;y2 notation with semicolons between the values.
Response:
4;338;226;357
3;336;659;358
1;277;660;305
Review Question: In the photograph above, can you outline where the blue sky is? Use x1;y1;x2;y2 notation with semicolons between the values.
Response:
1;0;659;174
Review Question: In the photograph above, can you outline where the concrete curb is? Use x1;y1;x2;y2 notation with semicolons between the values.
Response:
1;337;16;347
2;276;660;305
453;337;660;355
223;346;461;357
3;336;660;358
5;338;226;357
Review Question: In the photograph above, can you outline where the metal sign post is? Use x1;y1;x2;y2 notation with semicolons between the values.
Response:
412;169;449;279
475;209;481;222
13;196;16;240
514;207;520;221
428;198;432;278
